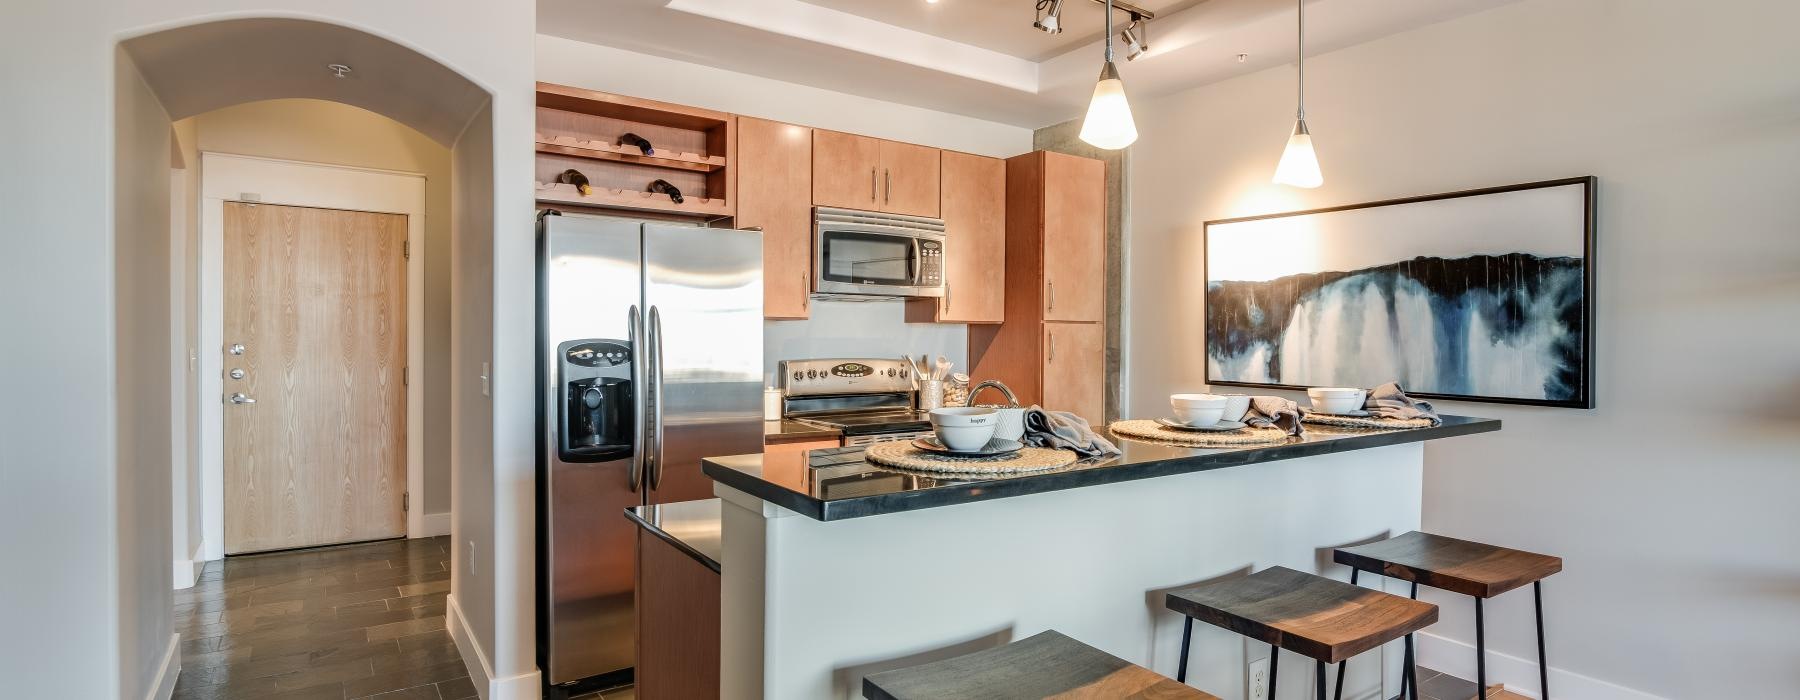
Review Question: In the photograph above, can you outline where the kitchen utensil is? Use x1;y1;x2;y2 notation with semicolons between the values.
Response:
936;355;950;381
1169;393;1228;427
1156;418;1249;432
911;436;1025;457
1306;387;1368;415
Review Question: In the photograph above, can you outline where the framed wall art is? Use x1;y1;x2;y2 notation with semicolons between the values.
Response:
1204;177;1596;408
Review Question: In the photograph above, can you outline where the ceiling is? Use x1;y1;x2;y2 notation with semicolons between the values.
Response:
538;0;1521;129
122;18;490;146
802;0;1209;61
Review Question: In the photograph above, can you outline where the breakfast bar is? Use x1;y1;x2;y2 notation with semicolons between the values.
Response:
703;416;1500;699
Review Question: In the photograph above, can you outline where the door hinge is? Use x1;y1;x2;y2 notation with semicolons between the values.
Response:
403;241;411;259
403;492;410;512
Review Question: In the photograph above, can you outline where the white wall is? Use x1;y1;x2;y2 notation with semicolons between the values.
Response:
536;34;1034;379
171;118;205;585
185;98;456;518
0;2;536;696
1125;1;1800;698
114;46;180;700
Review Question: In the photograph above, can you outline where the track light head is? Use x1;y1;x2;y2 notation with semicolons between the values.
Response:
1034;0;1065;34
1121;20;1147;61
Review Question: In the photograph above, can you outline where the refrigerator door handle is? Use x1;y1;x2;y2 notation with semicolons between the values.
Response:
627;304;644;492
648;305;666;490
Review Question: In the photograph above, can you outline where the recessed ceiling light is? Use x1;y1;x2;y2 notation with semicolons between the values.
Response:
327;64;353;78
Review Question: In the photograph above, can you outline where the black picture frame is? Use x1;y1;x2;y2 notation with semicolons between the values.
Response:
1202;176;1597;409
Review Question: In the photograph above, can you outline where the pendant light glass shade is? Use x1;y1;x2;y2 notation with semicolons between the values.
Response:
1079;61;1138;150
1272;119;1322;188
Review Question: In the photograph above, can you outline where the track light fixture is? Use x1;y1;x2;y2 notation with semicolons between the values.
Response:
1078;0;1138;149
1121;18;1147;61
1034;0;1065;34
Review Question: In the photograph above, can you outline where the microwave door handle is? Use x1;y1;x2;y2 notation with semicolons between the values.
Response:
910;236;923;287
628;305;644;492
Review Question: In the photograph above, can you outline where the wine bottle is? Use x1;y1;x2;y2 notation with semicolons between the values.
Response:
556;169;593;196
648;179;684;204
619;132;655;155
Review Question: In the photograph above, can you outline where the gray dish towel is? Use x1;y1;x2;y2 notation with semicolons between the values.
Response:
1022;406;1121;457
1365;382;1441;425
1243;396;1305;435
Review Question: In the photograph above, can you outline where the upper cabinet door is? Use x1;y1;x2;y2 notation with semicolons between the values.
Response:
1041;152;1105;323
812;130;881;210
879;140;941;217
737;117;814;319
935;151;1004;322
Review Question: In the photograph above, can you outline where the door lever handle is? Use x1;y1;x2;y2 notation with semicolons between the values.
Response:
228;393;256;405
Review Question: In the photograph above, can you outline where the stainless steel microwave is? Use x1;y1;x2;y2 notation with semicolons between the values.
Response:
813;207;946;298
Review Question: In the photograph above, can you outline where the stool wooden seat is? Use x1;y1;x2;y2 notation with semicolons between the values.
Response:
1166;566;1436;699
1335;532;1562;699
863;630;1220;700
1334;531;1562;598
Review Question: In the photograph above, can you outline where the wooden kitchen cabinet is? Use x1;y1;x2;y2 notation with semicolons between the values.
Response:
811;130;881;210
1041;322;1104;425
636;528;720;700
737;116;814;319
1041;151;1105;323
878;140;941;217
812;130;940;217
967;150;1107;425
906;150;1004;324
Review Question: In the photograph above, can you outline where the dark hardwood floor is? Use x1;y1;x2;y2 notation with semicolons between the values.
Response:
172;536;473;700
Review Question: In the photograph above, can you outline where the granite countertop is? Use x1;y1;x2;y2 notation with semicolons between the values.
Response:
624;499;722;573
705;415;1501;521
764;418;840;443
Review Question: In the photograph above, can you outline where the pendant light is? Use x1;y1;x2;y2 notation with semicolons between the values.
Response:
1271;0;1323;188
1078;0;1138;150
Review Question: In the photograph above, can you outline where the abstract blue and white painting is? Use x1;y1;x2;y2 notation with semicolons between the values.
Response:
1204;180;1593;407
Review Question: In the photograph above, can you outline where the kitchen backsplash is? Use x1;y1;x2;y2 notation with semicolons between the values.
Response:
763;299;966;388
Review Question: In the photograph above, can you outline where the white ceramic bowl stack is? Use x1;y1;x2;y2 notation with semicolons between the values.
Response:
1306;387;1368;415
929;407;999;451
1169;394;1229;427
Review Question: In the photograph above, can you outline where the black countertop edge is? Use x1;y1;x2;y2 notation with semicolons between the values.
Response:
703;416;1500;522
764;419;841;442
624;500;722;573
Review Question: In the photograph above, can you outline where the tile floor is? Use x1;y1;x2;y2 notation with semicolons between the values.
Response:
171;536;471;699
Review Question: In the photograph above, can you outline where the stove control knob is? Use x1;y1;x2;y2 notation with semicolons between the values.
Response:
807;369;818;379
792;371;802;381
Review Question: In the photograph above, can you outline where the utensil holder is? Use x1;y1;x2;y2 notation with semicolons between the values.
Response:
918;380;946;410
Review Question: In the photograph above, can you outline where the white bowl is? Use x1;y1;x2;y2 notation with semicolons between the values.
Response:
1307;388;1367;415
1308;387;1365;398
934;422;999;451
1170;393;1228;427
1220;394;1252;422
929;407;997;427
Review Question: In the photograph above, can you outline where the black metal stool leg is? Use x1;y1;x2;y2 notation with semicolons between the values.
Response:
1335;568;1357;700
1404;633;1419;700
1177;616;1193;683
1535;581;1549;700
1475;596;1487;698
1267;644;1279;699
1316;660;1326;700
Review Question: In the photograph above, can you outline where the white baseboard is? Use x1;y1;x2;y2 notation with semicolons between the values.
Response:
448;593;542;700
146;632;180;700
173;540;207;589
1417;631;1667;700
417;511;453;538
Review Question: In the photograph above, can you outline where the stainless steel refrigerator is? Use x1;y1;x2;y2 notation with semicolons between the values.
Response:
536;210;763;693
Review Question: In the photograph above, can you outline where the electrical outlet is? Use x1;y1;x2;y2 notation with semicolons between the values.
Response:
467;541;477;575
1248;657;1270;700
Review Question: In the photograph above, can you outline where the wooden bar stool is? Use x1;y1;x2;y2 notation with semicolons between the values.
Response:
1335;532;1563;699
1166;566;1437;700
863;630;1221;700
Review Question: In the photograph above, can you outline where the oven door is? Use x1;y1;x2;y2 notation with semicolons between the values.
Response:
814;223;944;297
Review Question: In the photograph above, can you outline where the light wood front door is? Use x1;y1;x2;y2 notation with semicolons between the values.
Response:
223;202;408;554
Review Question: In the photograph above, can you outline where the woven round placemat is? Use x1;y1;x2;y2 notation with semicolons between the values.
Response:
863;441;1078;475
1301;414;1435;430
1108;419;1292;447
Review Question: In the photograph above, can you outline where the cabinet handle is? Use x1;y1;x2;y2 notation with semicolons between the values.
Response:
870;167;877;202
1049;332;1056;363
1047;281;1056;312
801;271;809;311
885;168;892;204
944;280;951;311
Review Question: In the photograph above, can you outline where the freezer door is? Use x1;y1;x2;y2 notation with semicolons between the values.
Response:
644;224;765;505
539;213;644;685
